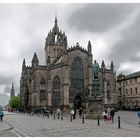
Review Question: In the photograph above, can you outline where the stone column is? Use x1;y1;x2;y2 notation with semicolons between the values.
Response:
63;52;69;106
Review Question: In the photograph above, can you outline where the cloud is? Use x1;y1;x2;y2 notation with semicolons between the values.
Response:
68;3;138;33
108;10;140;74
0;3;140;106
0;94;10;106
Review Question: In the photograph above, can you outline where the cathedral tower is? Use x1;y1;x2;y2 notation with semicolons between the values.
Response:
45;16;67;64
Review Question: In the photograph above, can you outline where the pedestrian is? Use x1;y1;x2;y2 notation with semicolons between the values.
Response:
0;110;4;122
79;107;83;118
107;107;111;115
56;108;61;119
102;109;108;122
137;110;140;124
71;109;75;120
110;108;115;123
50;109;53;116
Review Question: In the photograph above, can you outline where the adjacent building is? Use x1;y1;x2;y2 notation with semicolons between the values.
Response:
20;17;117;111
117;72;140;110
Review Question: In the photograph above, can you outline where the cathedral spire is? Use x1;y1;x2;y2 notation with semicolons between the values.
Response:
10;82;15;99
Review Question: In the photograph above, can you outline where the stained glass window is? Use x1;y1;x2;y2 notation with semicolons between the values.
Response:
52;76;61;106
71;57;84;89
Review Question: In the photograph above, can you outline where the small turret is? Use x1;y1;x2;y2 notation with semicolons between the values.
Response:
87;40;92;54
22;58;26;70
32;52;39;68
110;61;114;71
101;60;105;69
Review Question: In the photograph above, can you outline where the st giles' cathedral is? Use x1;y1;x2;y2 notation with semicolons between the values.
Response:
20;17;117;111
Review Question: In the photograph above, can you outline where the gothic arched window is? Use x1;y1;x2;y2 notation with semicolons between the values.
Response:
40;77;46;85
71;57;84;89
52;76;61;106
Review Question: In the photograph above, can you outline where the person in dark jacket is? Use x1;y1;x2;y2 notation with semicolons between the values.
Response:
0;110;4;122
110;108;115;123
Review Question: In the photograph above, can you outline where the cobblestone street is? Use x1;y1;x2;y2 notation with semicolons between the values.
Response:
0;111;140;137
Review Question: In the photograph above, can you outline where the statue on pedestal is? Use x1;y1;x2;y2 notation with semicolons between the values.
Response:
93;60;100;79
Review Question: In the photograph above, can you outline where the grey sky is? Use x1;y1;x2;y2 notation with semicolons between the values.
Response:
0;3;140;106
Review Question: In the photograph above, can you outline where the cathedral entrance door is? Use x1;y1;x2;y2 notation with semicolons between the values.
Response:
74;95;82;109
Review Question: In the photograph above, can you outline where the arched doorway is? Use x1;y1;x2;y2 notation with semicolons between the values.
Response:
74;95;82;109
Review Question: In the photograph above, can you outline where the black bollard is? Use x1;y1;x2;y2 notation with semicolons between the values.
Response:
61;116;63;120
71;115;72;122
82;114;84;124
43;113;44;117
54;115;55;120
97;116;100;126
38;112;39;117
118;116;121;129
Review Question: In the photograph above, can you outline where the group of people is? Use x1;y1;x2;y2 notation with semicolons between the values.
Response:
70;107;83;120
102;107;115;123
55;107;83;120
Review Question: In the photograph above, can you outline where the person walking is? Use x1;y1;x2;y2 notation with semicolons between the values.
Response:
137;110;140;124
56;108;61;119
71;109;75;120
0;110;4;122
110;108;115;123
79;107;83;118
102;109;108;122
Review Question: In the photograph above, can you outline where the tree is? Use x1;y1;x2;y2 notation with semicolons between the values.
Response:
9;96;21;109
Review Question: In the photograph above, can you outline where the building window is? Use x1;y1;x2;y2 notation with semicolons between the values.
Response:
130;88;132;94
40;78;46;85
125;80;127;85
126;89;128;95
71;57;84;89
52;76;61;107
134;78;137;83
130;79;132;84
119;88;121;96
40;90;46;100
135;88;138;94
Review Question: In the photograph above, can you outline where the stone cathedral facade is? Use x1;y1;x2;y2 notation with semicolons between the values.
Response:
20;17;117;111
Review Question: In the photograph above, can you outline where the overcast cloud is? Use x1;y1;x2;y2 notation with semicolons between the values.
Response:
0;3;140;106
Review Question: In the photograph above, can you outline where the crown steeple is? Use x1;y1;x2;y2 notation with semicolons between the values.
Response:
45;16;67;49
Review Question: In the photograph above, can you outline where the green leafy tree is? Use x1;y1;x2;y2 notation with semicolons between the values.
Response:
9;96;21;109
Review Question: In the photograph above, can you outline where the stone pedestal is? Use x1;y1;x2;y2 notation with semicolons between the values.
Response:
86;79;103;119
86;96;103;119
